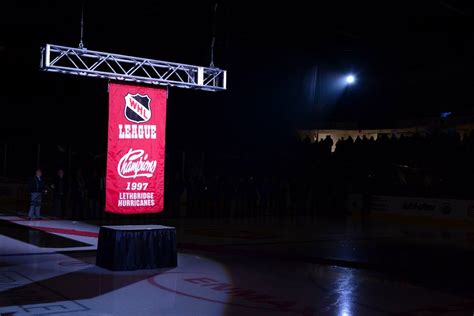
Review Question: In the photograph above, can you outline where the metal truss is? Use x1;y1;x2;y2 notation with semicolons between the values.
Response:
40;44;226;91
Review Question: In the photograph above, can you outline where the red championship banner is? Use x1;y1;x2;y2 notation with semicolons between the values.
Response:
105;82;167;214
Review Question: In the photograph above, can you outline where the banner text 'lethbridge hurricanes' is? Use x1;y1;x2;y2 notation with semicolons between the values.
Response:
106;82;167;214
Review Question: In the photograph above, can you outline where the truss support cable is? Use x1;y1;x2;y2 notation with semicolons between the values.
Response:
79;0;85;49
209;2;218;68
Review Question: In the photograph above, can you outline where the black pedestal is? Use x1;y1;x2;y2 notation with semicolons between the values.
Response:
96;225;177;271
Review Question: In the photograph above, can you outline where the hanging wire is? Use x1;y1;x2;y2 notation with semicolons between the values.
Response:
210;37;216;68
78;0;85;49
209;2;218;68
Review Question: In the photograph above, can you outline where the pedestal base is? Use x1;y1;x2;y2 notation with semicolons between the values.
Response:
96;225;177;271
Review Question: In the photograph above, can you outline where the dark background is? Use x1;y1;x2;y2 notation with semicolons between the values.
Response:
0;1;473;171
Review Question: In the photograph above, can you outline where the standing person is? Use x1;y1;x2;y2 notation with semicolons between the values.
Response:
51;168;68;218
86;169;101;218
28;169;47;220
71;168;86;220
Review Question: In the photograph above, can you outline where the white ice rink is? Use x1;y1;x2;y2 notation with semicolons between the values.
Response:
1;213;473;315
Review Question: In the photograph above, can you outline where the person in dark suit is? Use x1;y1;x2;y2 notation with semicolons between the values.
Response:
71;168;86;219
28;169;47;220
51;168;68;217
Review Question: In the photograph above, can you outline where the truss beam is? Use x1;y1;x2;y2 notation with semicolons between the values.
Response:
40;44;227;91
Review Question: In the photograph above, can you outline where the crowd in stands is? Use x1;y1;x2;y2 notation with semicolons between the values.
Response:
164;128;474;217
329;129;474;199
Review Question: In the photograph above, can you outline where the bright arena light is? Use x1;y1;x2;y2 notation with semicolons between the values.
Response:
345;74;356;84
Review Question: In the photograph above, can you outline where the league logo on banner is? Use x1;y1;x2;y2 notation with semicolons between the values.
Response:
106;82;167;214
124;94;151;123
